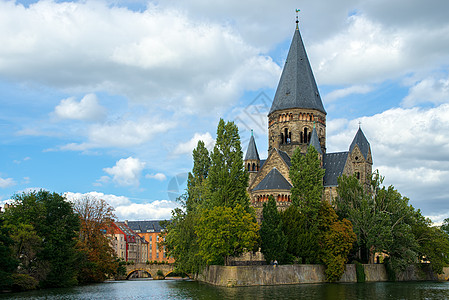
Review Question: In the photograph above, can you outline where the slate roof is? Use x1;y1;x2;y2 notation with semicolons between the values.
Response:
127;220;166;233
260;159;266;168
308;126;322;155
277;149;292;167
269;27;326;115
245;134;260;161
253;168;292;191
349;127;370;159
323;152;349;187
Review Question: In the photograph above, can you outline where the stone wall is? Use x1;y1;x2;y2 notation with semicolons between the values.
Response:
363;264;388;282
196;264;356;287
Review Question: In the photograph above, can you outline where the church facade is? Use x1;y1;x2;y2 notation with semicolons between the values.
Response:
245;24;373;218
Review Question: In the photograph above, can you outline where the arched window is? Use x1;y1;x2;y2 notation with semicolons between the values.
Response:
308;132;311;143
252;163;256;171
356;172;360;179
284;128;289;144
280;132;284;144
300;132;303;143
303;127;308;143
247;163;250;171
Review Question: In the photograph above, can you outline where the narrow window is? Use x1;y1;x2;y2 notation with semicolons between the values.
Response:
303;128;308;143
252;163;256;171
284;128;289;144
280;132;284;144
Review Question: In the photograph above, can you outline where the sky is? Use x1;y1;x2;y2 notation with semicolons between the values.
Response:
1;0;449;224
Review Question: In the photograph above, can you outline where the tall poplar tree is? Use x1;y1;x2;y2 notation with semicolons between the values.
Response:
207;119;249;210
260;196;287;263
186;140;210;212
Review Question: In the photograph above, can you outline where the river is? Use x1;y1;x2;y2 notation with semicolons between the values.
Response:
2;279;449;299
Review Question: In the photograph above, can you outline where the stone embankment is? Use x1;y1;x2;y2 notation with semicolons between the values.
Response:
195;264;449;287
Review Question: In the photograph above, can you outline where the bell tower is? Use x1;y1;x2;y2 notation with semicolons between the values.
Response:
268;21;326;157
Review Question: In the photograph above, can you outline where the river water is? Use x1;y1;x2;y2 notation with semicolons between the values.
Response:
2;279;449;300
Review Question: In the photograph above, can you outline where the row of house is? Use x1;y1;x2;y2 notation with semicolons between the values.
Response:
106;220;174;264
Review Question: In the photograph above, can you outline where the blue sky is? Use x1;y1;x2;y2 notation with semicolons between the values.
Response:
1;0;449;223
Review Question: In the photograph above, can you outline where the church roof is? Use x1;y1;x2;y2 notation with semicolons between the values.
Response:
277;149;292;167
323;152;349;187
127;220;166;233
308;126;322;155
245;133;260;161
253;167;292;191
269;27;326;115
349;127;370;159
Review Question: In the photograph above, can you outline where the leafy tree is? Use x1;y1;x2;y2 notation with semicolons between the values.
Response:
336;171;418;270
195;204;259;265
318;201;356;282
0;216;17;290
260;196;287;264
207;119;250;210
186;140;210;212
3;190;80;288
290;145;325;221
73;196;118;283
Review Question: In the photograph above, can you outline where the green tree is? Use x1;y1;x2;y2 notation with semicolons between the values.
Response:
186;140;211;212
0;216;18;290
207;119;249;210
290;145;325;220
195;204;259;265
260;196;287;264
336;171;418;271
3;190;80;288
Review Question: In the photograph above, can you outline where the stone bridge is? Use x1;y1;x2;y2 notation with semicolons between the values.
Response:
125;263;186;279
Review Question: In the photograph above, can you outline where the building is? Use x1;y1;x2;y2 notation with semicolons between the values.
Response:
245;22;373;219
127;220;175;263
106;221;148;263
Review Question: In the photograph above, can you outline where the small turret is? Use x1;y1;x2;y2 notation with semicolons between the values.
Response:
349;126;372;185
308;125;323;166
245;130;260;185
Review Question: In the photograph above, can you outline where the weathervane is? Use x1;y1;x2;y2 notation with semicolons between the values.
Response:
296;9;300;29
358;121;362;128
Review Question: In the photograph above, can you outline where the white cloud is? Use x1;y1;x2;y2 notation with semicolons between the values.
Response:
54;94;106;121
0;1;279;113
0;177;15;188
115;200;180;221
103;157;146;187
324;85;373;103
145;173;167;181
327;103;449;219
173;132;214;155
402;76;449;107
64;191;131;207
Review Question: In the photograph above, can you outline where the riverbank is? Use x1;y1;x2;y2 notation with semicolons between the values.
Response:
195;264;449;287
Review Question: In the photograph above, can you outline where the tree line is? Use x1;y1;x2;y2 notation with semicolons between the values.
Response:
164;118;449;282
0;191;120;292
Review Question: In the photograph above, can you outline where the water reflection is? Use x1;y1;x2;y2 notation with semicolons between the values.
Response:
1;279;449;300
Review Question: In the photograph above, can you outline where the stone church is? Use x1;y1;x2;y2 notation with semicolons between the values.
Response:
245;23;373;217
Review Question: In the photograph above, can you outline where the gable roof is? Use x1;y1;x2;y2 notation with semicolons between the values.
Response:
323;152;349;187
269;27;326;115
349;127;370;159
253;167;293;191
277;149;292;167
245;133;260;161
308;126;322;155
127;220;166;233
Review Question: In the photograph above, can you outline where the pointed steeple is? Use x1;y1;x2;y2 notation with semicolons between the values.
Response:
269;25;326;115
245;130;260;161
349;127;370;159
308;125;322;155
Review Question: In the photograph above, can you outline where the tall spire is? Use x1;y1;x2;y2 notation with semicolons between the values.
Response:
269;23;326;115
349;127;370;159
245;132;260;161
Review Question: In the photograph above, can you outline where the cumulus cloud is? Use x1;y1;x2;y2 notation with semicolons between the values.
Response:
115;200;179;221
145;173;167;181
64;191;131;207
402;76;449;107
103;157;146;187
327;103;449;220
54;94;106;121
173;132;215;155
64;191;179;220
0;1;279;113
0;177;15;188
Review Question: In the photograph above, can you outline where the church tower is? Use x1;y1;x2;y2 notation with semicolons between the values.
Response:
348;126;373;187
244;130;260;185
268;22;326;157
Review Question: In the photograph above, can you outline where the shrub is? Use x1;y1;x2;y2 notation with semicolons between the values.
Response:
11;274;39;291
354;261;366;283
